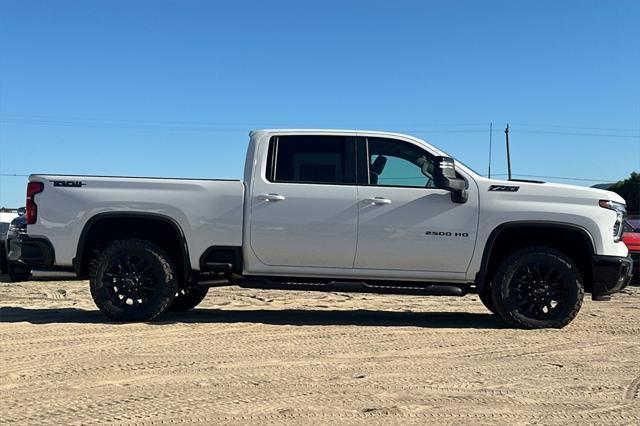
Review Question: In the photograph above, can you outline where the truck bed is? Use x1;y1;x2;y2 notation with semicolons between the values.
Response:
27;174;245;270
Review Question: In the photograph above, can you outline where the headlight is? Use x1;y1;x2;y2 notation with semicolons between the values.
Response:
599;200;626;242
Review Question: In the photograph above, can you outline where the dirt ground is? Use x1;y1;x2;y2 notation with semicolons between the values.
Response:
0;275;638;425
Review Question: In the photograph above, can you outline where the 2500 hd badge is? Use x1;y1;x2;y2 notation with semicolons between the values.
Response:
425;231;470;237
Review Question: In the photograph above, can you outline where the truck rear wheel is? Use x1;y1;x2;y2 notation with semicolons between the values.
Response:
90;239;178;321
491;246;584;329
170;283;209;311
8;264;32;282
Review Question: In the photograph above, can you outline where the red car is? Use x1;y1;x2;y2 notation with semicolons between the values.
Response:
622;220;640;285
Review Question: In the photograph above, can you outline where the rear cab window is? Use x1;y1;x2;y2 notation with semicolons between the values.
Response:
266;135;356;185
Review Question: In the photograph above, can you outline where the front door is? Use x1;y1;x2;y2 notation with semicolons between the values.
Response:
249;135;359;268
354;136;479;273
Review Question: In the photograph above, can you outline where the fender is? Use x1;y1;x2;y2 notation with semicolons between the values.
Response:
73;211;191;278
474;221;596;290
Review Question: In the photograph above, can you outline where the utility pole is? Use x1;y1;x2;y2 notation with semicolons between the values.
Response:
505;123;512;180
488;122;493;178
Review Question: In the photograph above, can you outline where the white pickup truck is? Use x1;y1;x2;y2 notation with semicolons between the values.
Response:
9;129;632;328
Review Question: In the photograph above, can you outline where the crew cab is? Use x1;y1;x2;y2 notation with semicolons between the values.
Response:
10;130;633;328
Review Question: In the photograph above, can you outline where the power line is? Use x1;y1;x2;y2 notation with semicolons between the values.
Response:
515;129;639;139
490;173;616;182
3;112;638;133
0;118;493;134
0;113;489;129
1;114;638;139
0;113;269;127
510;122;639;132
0;118;250;132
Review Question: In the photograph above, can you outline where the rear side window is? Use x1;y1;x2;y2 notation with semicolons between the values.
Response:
266;135;356;184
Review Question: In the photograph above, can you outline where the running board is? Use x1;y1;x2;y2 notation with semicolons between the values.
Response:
235;279;469;297
195;271;233;287
201;262;233;272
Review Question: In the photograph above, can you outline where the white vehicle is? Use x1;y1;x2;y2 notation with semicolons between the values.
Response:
0;210;20;276
10;130;632;328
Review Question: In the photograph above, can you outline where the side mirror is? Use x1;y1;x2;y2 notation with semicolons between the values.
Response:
432;156;468;203
17;207;26;216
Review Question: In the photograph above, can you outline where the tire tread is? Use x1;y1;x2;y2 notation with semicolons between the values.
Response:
89;239;178;321
491;245;584;329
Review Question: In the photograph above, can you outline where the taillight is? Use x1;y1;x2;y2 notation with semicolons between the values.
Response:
26;182;44;224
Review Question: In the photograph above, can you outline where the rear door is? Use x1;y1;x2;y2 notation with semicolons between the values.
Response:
249;135;359;268
354;136;479;273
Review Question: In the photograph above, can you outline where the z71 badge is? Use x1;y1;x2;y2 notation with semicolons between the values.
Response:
53;180;86;188
488;185;519;192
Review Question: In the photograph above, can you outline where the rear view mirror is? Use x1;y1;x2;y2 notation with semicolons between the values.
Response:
433;156;468;203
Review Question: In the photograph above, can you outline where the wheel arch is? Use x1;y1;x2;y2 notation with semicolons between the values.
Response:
476;221;595;292
74;212;191;282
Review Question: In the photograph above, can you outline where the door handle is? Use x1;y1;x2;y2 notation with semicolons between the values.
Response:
257;193;286;202
367;197;392;205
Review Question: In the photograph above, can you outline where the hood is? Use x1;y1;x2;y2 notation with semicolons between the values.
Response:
477;177;627;206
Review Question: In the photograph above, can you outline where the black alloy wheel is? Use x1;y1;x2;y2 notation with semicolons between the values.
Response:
90;239;178;321
491;246;584;329
509;262;568;319
103;254;158;308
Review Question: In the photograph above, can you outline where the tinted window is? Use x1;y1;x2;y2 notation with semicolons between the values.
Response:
367;138;437;188
267;135;355;184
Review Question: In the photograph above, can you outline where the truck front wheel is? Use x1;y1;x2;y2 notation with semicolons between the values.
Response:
491;246;584;329
90;239;178;321
478;287;497;314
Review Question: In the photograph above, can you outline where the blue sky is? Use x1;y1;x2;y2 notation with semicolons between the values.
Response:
1;0;639;207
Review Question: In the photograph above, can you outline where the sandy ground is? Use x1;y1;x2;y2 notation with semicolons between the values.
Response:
0;275;638;425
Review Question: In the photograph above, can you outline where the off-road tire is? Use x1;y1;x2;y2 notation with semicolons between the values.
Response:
170;284;209;312
491;246;584;329
8;264;32;282
90;239;178;321
478;287;497;314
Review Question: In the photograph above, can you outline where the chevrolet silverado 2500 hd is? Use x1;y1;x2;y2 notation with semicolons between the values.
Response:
10;130;632;328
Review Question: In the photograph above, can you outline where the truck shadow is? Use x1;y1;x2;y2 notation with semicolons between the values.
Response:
0;306;507;329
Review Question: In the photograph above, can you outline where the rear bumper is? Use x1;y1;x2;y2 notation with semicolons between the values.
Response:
591;254;633;299
7;235;56;268
0;241;7;274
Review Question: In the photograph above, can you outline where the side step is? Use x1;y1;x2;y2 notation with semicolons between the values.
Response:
195;271;233;287
235;278;469;297
201;262;233;272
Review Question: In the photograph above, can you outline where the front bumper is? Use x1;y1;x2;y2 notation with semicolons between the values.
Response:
7;235;56;268
591;254;633;299
629;251;639;285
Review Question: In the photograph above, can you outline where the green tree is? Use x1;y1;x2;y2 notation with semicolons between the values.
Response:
608;172;640;214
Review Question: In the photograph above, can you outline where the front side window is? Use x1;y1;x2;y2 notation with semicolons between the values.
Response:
366;137;437;188
266;135;356;184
